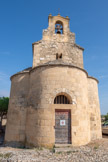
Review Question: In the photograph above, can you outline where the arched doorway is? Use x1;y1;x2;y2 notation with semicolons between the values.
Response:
54;94;71;144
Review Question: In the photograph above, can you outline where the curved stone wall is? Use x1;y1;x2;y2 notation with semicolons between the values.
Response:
25;66;91;147
5;65;102;148
5;72;29;146
88;78;102;140
4;13;102;148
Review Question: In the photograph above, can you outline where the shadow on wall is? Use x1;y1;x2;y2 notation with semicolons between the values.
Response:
0;119;7;145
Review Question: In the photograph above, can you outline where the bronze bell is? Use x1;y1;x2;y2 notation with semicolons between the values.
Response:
55;24;63;34
57;30;61;34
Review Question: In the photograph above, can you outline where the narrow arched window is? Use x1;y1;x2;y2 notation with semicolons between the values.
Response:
54;95;70;104
56;53;62;60
55;21;63;34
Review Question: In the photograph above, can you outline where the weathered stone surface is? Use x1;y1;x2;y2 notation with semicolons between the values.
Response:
5;14;102;148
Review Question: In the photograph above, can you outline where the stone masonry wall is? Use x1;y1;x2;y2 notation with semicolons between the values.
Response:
88;78;102;140
5;14;102;148
5;73;29;146
33;41;83;69
5;65;102;148
25;66;90;147
33;14;84;69
43;14;75;43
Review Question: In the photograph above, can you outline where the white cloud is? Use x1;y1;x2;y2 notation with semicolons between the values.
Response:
99;75;108;79
0;72;9;81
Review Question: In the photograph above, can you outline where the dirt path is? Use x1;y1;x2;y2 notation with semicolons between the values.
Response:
0;138;108;162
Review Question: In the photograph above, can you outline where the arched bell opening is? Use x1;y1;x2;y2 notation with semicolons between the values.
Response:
55;21;63;34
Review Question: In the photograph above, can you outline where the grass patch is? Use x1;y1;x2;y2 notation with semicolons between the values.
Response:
0;153;3;158
51;147;55;153
67;151;72;154
0;152;12;159
94;145;99;150
57;151;62;154
34;147;43;151
17;145;26;149
4;152;12;158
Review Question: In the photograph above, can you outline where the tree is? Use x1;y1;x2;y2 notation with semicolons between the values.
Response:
105;113;108;121
0;97;9;128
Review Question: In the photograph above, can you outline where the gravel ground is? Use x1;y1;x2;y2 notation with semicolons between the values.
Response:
0;138;108;162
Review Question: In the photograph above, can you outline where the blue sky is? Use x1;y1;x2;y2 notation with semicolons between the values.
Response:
0;0;108;115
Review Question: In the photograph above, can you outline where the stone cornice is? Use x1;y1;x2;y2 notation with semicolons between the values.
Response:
10;63;98;83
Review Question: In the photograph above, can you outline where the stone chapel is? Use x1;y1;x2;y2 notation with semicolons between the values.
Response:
5;14;102;148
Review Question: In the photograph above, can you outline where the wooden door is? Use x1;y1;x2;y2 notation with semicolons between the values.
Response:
55;110;71;144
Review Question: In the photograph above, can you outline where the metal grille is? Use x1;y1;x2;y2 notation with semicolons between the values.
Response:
54;95;70;104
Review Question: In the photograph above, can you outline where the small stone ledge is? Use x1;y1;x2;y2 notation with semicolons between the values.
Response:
74;44;84;51
88;76;99;83
32;40;42;45
10;67;32;80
